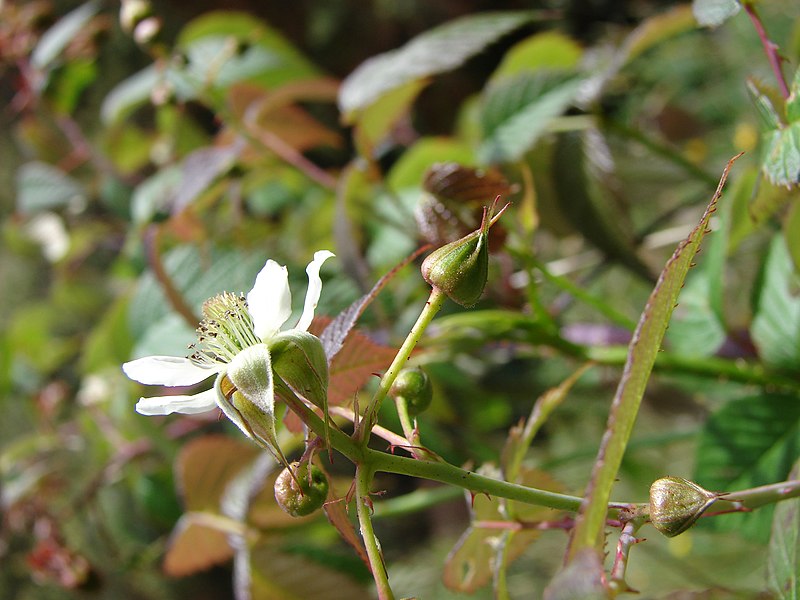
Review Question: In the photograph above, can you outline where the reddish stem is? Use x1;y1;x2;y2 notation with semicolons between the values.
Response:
743;2;790;99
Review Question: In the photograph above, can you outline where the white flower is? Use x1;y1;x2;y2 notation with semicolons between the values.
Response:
122;251;334;416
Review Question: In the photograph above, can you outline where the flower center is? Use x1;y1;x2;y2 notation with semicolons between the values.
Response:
188;292;261;367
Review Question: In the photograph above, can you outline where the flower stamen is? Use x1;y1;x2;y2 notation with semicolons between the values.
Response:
189;292;261;368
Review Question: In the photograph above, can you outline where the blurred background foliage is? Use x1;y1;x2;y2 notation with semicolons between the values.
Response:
1;0;799;598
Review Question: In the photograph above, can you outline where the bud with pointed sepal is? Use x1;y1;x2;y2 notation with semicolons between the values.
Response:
421;198;508;307
649;476;720;537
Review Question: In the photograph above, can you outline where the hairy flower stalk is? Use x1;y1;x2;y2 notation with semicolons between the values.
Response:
122;251;334;465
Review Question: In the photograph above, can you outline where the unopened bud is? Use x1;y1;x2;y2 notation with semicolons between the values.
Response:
390;367;433;415
421;199;507;307
120;0;152;33
649;476;719;537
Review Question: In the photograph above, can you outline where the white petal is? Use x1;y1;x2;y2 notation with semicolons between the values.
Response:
295;250;335;332
122;356;216;386
248;259;292;341
135;389;218;415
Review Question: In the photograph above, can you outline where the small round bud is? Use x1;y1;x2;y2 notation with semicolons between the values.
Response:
390;367;433;415
649;476;718;538
274;462;329;517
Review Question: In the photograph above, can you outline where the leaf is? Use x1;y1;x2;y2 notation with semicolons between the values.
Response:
768;459;800;600
491;31;583;81
31;1;99;71
176;11;317;85
543;549;610;600
327;330;397;407
130;165;184;225
443;465;563;593
16;161;86;214
172;141;244;213
353;79;429;158
175;435;260;512
479;74;584;164
339;11;536;121
318;247;427;362
101;65;160;124
664;270;727;357
751;234;800;369
163;512;236;577
567;155;741;559
550;130;654;281
695;393;800;541
763;123;800;187
621;5;698;64
323;500;371;571
387;137;476;192
692;0;741;27
786;200;800;272
247;543;369;599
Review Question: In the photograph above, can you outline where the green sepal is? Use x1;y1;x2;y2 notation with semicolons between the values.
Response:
215;344;289;469
268;330;331;448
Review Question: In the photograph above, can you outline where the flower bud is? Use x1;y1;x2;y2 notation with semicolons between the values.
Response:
274;462;329;517
268;330;329;411
421;200;507;307
649;476;718;537
390;367;433;415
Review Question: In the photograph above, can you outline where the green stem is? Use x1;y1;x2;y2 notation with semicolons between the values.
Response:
709;479;800;513
393;397;441;461
356;288;447;444
355;465;395;600
586;345;800;391
366;449;604;515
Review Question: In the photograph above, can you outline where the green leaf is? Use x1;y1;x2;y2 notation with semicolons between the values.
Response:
479;75;584;164
695;393;800;541
177;11;317;83
768;459;800;600
692;0;741;27
80;295;134;373
751;234;800;369
746;78;784;131
787;67;800;124
16;161;86;214
550;130;654;281
786;200;800;272
130;165;183;225
621;5;698;64
101;65;160;124
339;11;536;121
31;1;99;71
665;270;726;357
568;156;741;558
763;123;800;187
490;31;583;81
387;138;476;192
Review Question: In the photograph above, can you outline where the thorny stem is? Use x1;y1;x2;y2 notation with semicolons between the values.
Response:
355;465;394;600
743;2;790;99
355;288;447;445
609;520;644;597
393;397;441;462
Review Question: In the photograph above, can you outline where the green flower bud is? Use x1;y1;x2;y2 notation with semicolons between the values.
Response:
268;330;329;411
274;462;329;517
649;476;719;538
421;200;507;307
390;367;433;415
